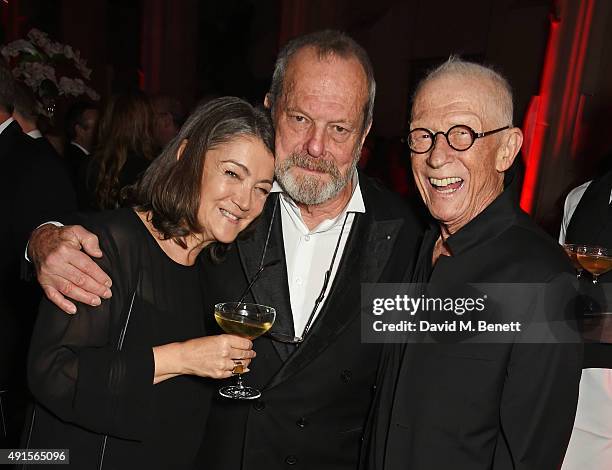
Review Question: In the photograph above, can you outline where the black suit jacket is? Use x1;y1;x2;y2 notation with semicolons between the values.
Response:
198;173;423;470
0;121;77;389
363;186;583;470
63;142;88;189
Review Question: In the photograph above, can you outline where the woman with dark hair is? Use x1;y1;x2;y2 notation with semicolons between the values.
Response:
79;92;157;210
26;97;275;469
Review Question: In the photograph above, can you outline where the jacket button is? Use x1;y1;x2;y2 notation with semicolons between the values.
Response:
296;417;308;428
253;400;265;411
285;455;298;465
341;369;352;383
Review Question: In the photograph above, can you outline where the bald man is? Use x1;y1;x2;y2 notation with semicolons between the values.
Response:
363;58;582;470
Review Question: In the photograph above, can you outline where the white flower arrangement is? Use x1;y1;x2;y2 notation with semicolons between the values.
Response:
1;28;99;117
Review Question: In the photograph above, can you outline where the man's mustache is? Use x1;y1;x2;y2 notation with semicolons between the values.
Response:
282;152;341;177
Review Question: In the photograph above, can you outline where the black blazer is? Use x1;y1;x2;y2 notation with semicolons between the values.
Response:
363;187;583;470
0;121;77;395
197;173;423;470
63;142;88;188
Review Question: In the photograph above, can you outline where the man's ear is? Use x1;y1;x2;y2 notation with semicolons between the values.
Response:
264;93;271;109
176;139;188;161
496;127;523;173
361;121;372;146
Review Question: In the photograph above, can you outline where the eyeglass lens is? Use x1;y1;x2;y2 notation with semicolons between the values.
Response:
408;125;474;153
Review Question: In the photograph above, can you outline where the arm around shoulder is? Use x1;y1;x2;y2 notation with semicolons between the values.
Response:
28;222;153;440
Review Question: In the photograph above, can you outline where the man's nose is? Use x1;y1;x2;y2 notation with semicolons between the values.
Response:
426;134;454;168
305;126;326;157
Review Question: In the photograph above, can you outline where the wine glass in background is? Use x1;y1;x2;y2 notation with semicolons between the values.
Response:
214;302;275;400
563;243;585;278
576;245;612;284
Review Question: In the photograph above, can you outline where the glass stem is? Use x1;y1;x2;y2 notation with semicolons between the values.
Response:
235;373;244;389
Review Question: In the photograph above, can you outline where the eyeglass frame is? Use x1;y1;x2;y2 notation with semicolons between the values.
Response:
407;124;510;154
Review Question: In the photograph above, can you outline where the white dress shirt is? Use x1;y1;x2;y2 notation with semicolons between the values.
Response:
70;141;90;156
273;175;365;337
26;129;42;139
0;117;14;135
560;180;612;470
559;180;612;244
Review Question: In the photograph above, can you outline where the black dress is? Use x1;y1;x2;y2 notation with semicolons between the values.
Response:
25;208;212;469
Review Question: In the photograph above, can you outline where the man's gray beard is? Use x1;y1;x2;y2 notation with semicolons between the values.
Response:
275;152;357;205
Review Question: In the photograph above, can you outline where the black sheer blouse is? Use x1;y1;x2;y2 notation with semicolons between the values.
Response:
26;208;212;469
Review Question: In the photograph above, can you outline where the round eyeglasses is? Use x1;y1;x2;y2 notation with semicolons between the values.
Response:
407;125;510;154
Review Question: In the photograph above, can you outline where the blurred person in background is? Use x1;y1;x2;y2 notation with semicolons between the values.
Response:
559;118;612;468
0;61;76;448
151;94;185;150
63;101;99;187
12;82;66;164
80;92;156;211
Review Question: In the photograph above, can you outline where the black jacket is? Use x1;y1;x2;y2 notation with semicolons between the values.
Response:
363;186;583;470
0;121;77;448
0;121;77;388
197;173;423;470
63;142;88;189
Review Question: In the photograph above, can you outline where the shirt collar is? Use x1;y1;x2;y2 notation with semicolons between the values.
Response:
70;141;90;155
431;182;518;257
27;129;43;139
0;117;14;135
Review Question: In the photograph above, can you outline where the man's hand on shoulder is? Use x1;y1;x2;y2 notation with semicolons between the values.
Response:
29;224;113;314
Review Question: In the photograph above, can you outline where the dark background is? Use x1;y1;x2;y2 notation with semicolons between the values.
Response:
2;0;612;234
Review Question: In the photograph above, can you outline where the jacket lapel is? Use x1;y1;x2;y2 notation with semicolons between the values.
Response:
236;195;296;361
0;121;23;160
265;209;405;390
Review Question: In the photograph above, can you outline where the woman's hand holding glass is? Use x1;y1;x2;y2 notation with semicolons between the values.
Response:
153;334;255;384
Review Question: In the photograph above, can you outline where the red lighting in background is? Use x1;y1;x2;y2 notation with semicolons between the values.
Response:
520;0;595;214
138;69;145;91
554;0;593;156
571;94;587;159
1;0;24;42
567;0;593;161
520;17;560;213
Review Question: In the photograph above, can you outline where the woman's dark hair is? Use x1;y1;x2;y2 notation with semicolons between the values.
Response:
126;96;274;258
93;92;156;209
